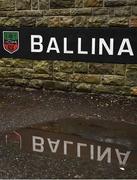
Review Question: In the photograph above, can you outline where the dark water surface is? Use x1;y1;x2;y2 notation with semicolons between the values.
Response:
0;88;137;178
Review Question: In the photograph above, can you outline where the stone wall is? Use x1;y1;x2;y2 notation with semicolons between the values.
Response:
0;0;137;95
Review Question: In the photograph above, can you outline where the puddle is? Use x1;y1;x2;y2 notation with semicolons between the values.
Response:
0;89;137;178
1;118;137;171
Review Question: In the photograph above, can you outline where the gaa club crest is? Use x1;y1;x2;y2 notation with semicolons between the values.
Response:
3;31;19;54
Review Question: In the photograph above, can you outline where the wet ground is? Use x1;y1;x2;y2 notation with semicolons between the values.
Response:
0;146;137;179
0;88;137;178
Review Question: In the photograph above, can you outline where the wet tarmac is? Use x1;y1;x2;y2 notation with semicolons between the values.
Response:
0;88;137;178
0;87;137;132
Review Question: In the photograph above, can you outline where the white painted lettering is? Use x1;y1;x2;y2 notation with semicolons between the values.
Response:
47;37;60;53
64;37;74;54
77;143;87;157
99;38;114;55
32;136;44;153
118;39;134;56
64;141;73;155
31;35;43;53
78;38;88;54
115;149;131;166
91;38;96;55
90;145;94;160
47;138;60;153
97;146;111;163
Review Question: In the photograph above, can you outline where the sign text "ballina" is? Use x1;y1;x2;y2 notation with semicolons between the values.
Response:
0;27;137;64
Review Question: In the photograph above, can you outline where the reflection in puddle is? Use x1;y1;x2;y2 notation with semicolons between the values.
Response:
120;167;125;171
1;118;137;170
5;131;22;149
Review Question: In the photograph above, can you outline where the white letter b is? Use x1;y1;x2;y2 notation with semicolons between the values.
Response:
31;35;43;53
32;136;44;153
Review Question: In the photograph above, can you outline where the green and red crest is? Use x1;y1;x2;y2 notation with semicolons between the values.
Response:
3;31;19;54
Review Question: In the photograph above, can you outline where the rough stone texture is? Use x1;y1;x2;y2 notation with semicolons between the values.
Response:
83;74;101;84
3;59;33;68
92;7;109;16
36;17;48;27
16;0;31;10
32;0;39;10
72;83;91;92
43;80;55;90
20;17;36;27
39;0;49;10
46;9;71;16
60;16;75;27
104;0;127;7
89;63;114;74
129;17;137;27
0;18;20;26
71;8;92;16
92;84;130;95
7;11;43;17
54;81;71;91
132;7;137;16
108;17;128;27
75;16;88;27
0;0;15;11
131;86;137;96
84;0;103;7
68;73;83;82
87;16;108;27
48;16;60;27
75;0;83;8
126;68;137;86
0;0;136;95
114;64;126;76
33;61;52;74
29;79;43;88
102;75;125;86
53;61;73;73
54;72;68;81
127;0;137;6
50;0;75;9
114;7;131;17
74;62;88;73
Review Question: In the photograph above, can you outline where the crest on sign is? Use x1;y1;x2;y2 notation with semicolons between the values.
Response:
3;31;19;54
